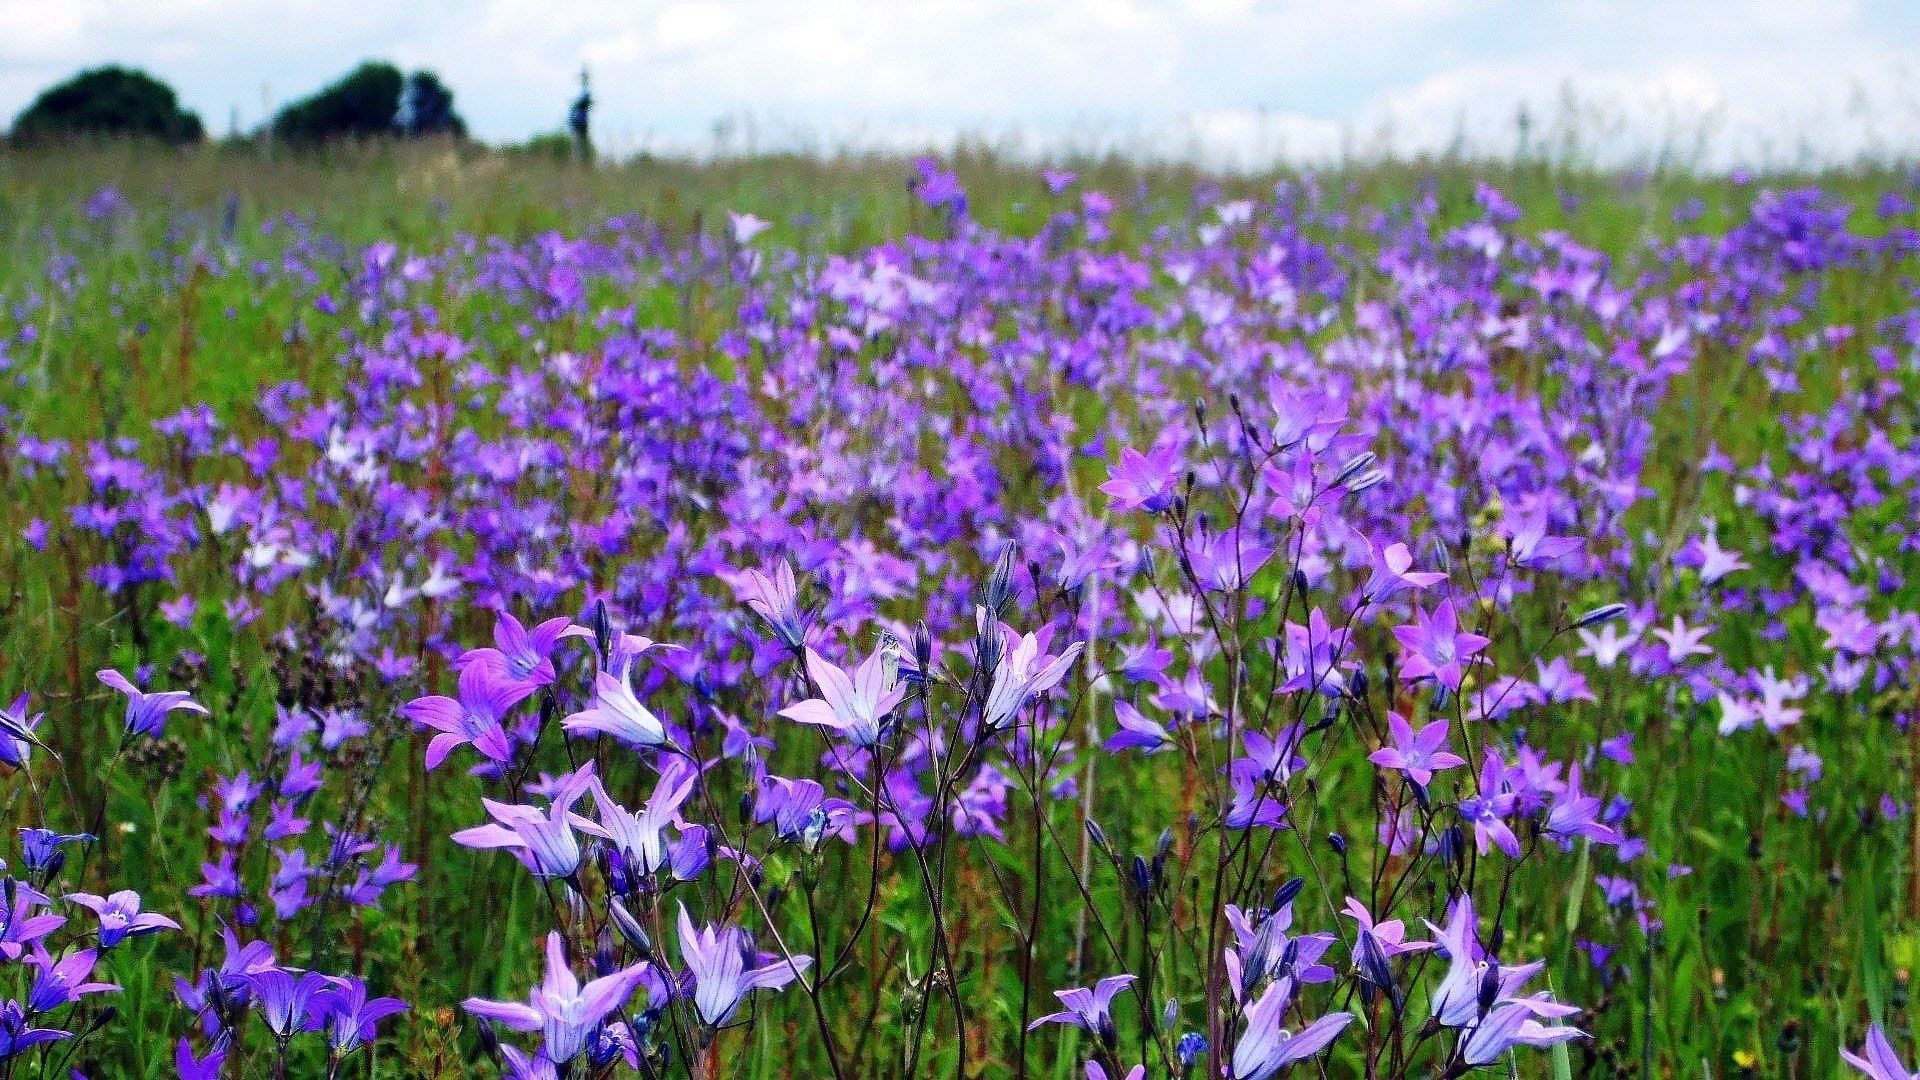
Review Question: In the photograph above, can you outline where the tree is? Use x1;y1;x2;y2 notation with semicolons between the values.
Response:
271;62;466;145
10;66;204;145
272;61;406;145
399;72;466;138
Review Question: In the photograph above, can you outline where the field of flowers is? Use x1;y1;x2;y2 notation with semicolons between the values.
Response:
0;146;1917;1078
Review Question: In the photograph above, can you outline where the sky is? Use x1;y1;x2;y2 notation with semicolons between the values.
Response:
2;0;1917;168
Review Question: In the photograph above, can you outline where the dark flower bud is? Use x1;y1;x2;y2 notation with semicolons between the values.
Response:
913;620;934;682
1429;537;1452;574
1272;877;1305;911
474;1017;501;1058
985;542;1017;614
609;898;653;958
1346;469;1386;495
1777;1018;1801;1054
1477;962;1503;1016
1349;667;1369;700
1326;832;1347;855
738;791;756;826
1085;819;1113;859
1130;854;1151;895
591;600;613;660
1163;997;1179;1030
1333;451;1377;487
1572;602;1628;629
1291;569;1310;596
1156;828;1175;860
594;925;619;977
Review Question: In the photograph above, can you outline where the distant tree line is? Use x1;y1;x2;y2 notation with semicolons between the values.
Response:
7;61;472;147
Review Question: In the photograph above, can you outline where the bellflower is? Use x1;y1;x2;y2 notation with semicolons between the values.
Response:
402;660;529;771
676;903;813;1027
1392;601;1489;691
98;668;207;739
561;636;670;748
1228;977;1353;1080
451;765;606;881
779;645;906;747
1099;445;1182;512
66;889;179;948
463;932;647;1064
980;619;1085;730
1845;1025;1919;1080
1367;713;1467;788
1027;973;1136;1046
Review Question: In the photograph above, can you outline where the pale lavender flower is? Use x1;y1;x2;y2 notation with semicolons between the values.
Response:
464;932;647;1064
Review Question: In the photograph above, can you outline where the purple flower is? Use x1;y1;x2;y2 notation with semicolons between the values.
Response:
1099;445;1182;512
451;765;605;881
0;695;46;769
1392;601;1489;691
1460;1000;1585;1065
731;559;810;649
97;669;207;740
779;646;906;747
1028;973;1135;1046
589;757;699;878
1229;977;1353;1080
980;621;1085;731
0;890;64;961
248;968;334;1038
1501;507;1581;569
1362;539;1447;604
0;1001;69;1059
175;1037;227;1079
676;903;813;1027
1103;700;1172;754
561;637;669;749
1844;1025;1919;1080
24;945;118;1012
66;890;179;948
462;612;573;688
310;977;407;1052
1281;610;1351;696
402;661;528;771
1367;713;1466;788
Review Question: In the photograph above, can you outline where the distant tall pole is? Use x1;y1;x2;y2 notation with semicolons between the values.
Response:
569;67;594;163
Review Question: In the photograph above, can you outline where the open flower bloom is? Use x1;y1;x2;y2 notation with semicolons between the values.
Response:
561;636;669;748
98;669;207;739
460;611;574;689
1098;445;1182;512
463;932;649;1064
980;618;1085;730
1845;1025;1920;1080
451;766;606;880
402;660;529;771
779;645;906;747
1228;976;1353;1080
732;559;809;649
590;757;700;878
1027;973;1136;1045
676;903;813;1027
1367;712;1466;788
65;890;179;948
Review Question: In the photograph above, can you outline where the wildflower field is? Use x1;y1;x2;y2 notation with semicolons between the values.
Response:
0;144;1917;1078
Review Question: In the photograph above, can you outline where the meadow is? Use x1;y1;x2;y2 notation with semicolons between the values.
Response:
0;141;1915;1078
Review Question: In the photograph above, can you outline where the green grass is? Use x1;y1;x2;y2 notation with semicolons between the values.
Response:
0;141;1916;1077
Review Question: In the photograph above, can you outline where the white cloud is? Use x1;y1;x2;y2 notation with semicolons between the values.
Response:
0;0;1915;168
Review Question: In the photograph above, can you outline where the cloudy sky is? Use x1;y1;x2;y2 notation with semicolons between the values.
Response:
2;0;1916;167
